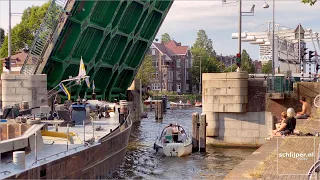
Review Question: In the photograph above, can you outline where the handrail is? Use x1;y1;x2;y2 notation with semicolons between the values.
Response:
31;144;86;166
32;110;132;166
20;0;69;75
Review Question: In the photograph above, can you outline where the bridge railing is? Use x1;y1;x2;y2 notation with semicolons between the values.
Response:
20;0;69;75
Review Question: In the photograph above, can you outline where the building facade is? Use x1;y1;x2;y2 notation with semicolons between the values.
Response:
147;40;192;94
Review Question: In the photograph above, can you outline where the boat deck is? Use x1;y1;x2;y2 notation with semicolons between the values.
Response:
0;111;120;179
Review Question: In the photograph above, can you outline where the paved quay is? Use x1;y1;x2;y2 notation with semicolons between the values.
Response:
226;109;320;180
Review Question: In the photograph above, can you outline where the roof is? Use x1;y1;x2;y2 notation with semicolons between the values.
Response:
165;40;189;55
152;40;189;58
0;50;28;66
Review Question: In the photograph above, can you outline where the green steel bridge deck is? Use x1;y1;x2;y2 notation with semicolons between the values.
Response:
20;0;173;101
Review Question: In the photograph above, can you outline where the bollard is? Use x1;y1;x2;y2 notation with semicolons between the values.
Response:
155;100;163;120
162;96;167;112
192;112;199;152
199;113;207;152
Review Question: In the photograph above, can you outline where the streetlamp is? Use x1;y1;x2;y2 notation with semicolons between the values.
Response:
7;0;24;74
263;0;275;76
222;0;255;71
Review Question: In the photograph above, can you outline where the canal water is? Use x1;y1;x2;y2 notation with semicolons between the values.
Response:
113;107;255;179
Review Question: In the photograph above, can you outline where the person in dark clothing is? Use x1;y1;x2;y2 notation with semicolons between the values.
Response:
271;108;296;137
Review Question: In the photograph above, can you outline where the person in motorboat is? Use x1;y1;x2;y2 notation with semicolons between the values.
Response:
162;124;174;143
177;129;187;143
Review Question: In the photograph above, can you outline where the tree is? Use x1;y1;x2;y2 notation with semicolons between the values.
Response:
136;55;155;87
0;2;50;58
262;60;272;74
189;30;220;92
161;33;171;43
241;49;255;73
302;0;317;5
0;28;4;47
192;29;216;57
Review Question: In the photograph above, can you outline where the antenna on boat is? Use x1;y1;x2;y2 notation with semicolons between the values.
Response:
35;131;37;162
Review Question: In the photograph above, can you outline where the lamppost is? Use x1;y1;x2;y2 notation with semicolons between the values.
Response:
222;0;255;71
263;0;275;76
7;0;24;74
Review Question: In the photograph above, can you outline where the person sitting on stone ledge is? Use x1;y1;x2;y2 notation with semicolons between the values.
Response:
295;97;311;119
276;111;287;130
267;108;296;140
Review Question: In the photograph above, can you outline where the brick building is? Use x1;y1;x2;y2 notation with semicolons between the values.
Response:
147;40;192;94
0;49;28;74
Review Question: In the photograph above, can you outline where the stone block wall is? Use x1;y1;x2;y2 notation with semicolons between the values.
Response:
210;112;274;146
203;72;249;137
1;74;47;108
202;72;248;113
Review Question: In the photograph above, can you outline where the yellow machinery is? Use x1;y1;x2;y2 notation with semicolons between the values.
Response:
41;131;76;144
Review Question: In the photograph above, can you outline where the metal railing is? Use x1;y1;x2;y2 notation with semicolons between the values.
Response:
31;144;86;166
20;0;69;75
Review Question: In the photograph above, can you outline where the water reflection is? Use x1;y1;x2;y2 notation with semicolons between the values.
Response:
113;108;255;179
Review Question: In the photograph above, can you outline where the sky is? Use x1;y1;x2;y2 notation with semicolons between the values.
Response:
0;0;320;60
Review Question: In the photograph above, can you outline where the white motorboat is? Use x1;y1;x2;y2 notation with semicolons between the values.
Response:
153;124;192;157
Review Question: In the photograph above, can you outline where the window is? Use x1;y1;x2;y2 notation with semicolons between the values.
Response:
168;83;172;91
176;83;181;93
176;59;181;68
169;70;173;80
186;72;189;80
152;58;158;67
185;59;188;68
151;49;156;55
152;83;160;90
155;72;158;79
176;71;181;80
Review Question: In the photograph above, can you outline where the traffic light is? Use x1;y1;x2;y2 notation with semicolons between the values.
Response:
309;51;315;60
4;58;10;70
301;48;308;59
236;53;241;67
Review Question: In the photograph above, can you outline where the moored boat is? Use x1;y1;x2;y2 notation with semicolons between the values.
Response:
153;124;192;157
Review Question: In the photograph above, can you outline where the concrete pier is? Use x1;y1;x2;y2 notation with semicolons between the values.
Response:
1;74;47;108
203;72;275;146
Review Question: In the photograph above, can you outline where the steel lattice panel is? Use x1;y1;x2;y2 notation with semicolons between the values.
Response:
42;0;173;101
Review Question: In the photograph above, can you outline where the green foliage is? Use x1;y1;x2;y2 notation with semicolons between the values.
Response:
161;33;171;43
241;49;255;73
302;0;317;5
262;60;272;74
192;29;216;57
0;2;50;58
0;28;4;47
136;55;156;87
189;30;221;92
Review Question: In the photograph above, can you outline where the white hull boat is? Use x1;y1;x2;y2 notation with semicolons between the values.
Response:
153;124;192;157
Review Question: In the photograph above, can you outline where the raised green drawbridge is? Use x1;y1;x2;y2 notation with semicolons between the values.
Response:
20;0;173;101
